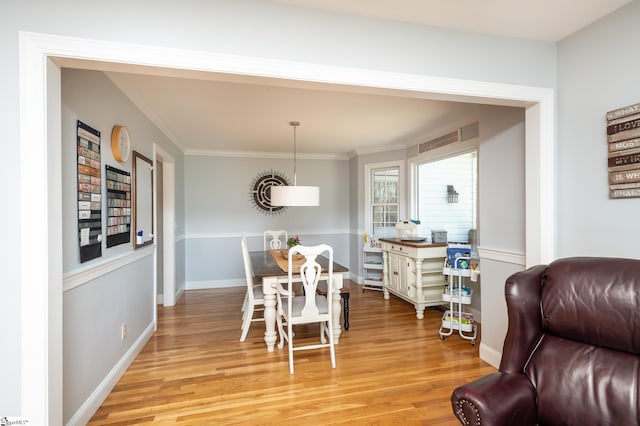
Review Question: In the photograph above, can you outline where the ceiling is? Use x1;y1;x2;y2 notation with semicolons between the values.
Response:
106;71;485;158
275;0;631;42
99;0;630;158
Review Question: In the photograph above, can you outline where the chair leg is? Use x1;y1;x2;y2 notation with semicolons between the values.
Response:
288;323;295;374
276;313;286;350
241;292;248;312
240;305;254;342
328;322;336;369
342;293;350;331
241;293;250;328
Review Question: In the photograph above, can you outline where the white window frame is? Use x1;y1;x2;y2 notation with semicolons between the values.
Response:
364;160;405;237
409;137;479;225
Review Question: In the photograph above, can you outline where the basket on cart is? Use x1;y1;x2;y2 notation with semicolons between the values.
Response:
439;252;478;345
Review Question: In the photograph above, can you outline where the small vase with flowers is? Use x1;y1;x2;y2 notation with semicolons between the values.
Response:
282;235;303;260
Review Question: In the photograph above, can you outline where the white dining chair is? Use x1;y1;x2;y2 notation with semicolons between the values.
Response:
240;235;265;342
264;230;288;250
276;244;336;374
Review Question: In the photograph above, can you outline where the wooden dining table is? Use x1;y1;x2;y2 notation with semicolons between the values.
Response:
249;250;349;352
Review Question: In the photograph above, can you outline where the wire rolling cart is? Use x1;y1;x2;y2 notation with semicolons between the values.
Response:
439;256;477;345
362;245;384;292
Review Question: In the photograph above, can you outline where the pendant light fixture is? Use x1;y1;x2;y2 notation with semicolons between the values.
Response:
271;121;320;206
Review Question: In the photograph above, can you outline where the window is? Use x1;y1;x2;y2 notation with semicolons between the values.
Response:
365;161;404;238
414;150;477;244
371;168;399;237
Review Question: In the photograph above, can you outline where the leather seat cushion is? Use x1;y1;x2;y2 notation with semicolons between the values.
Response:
525;334;640;425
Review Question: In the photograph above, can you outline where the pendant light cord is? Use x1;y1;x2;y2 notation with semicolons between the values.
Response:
290;121;299;186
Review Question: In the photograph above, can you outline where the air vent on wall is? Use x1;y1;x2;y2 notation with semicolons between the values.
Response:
419;130;459;153
418;121;479;154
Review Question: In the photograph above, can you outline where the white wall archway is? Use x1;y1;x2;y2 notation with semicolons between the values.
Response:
19;31;554;424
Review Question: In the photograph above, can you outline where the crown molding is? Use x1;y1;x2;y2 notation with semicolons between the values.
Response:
184;149;349;160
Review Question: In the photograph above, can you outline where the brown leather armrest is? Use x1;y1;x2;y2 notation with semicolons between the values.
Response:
500;264;545;373
451;372;537;426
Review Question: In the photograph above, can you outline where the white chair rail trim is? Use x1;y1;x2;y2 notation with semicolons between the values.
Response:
63;245;154;293
477;246;526;266
185;230;350;239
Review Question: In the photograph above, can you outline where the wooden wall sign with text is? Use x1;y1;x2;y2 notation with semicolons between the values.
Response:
606;103;640;199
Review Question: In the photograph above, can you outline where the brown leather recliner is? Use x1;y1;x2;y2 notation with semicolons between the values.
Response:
451;257;640;426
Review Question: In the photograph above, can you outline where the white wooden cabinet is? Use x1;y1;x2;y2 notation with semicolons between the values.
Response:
362;246;383;291
380;238;447;319
386;250;407;294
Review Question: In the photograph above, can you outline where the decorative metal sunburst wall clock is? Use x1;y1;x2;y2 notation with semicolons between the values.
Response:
249;170;289;214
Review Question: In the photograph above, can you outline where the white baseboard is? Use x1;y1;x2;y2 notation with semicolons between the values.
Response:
185;279;244;290
65;322;155;426
157;283;186;305
479;342;502;369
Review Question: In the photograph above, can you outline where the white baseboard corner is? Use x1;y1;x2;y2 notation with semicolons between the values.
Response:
66;321;156;426
175;285;185;302
479;343;502;369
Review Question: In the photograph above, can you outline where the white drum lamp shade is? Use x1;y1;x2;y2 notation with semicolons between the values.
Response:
271;185;319;206
271;121;320;207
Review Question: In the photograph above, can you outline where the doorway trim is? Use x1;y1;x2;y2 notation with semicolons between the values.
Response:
153;144;177;308
19;31;554;424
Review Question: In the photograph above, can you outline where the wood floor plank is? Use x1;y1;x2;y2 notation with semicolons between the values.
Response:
89;281;496;425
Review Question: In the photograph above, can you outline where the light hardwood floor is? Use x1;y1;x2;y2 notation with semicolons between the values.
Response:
90;280;496;425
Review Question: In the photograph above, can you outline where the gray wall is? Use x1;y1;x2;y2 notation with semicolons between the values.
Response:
183;154;350;285
61;69;185;271
478;107;526;253
477;106;526;354
16;0;638;420
60;69;184;422
557;1;640;257
63;255;154;420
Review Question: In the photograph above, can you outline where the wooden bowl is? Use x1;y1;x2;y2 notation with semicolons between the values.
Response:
281;249;303;261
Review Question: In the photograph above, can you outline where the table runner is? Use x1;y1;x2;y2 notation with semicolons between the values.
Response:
269;249;306;273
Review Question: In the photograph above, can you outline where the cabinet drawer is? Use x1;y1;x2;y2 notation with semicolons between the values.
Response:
381;242;410;256
381;241;447;259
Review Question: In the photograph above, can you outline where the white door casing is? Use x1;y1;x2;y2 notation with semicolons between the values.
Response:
19;31;554;424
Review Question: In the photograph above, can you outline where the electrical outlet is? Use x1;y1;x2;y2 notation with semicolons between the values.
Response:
121;323;127;340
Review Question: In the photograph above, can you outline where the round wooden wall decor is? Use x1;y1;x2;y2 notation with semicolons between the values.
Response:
111;125;131;163
249;170;289;214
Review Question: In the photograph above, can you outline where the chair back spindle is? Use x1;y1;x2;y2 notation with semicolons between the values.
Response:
264;230;288;250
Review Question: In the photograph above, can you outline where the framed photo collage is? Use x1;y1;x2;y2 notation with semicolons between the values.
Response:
76;120;132;263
